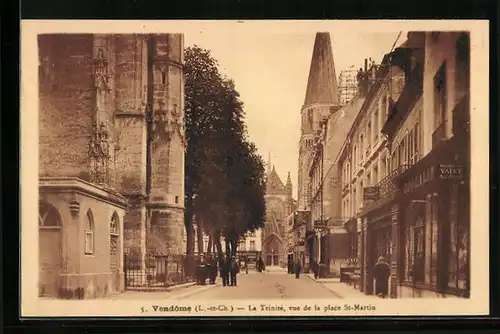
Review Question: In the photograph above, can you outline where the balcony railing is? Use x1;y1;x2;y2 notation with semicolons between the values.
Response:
432;120;447;148
374;164;411;199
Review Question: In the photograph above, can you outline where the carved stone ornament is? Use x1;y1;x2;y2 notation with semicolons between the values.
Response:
151;102;185;146
151;101;172;143
88;121;111;185
69;200;80;216
93;48;111;92
171;104;186;146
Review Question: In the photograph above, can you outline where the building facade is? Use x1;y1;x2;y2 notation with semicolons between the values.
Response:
238;229;263;252
296;32;342;270
38;34;185;298
338;51;406;296
262;160;295;267
308;95;366;275
338;31;470;298
387;31;470;298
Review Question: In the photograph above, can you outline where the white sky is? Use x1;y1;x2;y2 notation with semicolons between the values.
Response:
185;28;404;199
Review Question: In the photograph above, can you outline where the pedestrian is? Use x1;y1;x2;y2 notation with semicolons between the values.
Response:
313;261;319;279
373;256;391;298
257;256;264;273
208;255;217;285
196;255;207;285
221;255;230;287
294;258;302;279
229;256;240;286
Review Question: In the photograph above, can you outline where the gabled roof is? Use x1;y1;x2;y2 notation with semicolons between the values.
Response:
266;167;286;194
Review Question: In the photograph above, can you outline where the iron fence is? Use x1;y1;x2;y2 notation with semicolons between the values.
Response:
124;249;198;288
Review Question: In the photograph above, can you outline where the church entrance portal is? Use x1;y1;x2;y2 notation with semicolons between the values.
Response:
266;252;280;266
263;233;284;268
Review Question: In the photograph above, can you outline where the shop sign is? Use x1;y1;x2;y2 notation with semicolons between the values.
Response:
438;164;463;180
363;186;380;201
403;165;435;195
237;251;258;260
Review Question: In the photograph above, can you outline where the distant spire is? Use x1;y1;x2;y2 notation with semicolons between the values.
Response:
286;171;292;185
267;152;272;174
304;32;340;107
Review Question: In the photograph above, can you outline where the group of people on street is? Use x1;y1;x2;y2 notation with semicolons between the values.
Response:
195;255;218;285
195;254;244;287
282;254;391;298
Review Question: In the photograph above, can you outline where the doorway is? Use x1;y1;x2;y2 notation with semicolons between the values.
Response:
38;201;61;297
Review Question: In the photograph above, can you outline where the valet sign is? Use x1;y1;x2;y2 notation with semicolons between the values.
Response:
438;164;464;180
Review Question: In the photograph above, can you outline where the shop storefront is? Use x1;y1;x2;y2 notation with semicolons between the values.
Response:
395;131;470;298
359;193;398;296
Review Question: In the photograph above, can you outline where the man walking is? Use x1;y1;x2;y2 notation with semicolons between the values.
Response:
220;255;230;287
229;256;240;286
373;256;391;298
208;255;217;285
257;256;265;273
294;258;302;279
196;255;207;285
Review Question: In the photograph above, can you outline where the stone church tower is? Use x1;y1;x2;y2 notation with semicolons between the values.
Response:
261;156;294;268
37;34;185;297
112;34;185;257
297;33;341;210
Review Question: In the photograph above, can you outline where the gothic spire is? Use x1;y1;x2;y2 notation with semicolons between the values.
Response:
267;152;272;175
303;32;340;107
286;171;292;186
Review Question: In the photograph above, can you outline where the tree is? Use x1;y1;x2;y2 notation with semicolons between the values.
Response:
184;46;266;258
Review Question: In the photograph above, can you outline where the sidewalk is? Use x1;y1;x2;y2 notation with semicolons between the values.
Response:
103;282;217;300
305;274;378;299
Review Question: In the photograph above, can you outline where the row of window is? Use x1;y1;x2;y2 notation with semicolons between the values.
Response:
85;210;120;255
38;202;120;257
391;121;422;171
351;93;389;169
238;240;257;251
341;116;421;219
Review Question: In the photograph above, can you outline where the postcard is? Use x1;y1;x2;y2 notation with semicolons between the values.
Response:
21;19;489;317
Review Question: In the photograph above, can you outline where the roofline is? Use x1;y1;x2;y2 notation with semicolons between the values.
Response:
335;55;392;165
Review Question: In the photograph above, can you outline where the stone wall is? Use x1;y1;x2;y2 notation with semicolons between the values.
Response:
38;34;95;179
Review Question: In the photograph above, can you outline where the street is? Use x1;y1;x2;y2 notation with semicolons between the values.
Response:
106;266;372;301
171;268;342;300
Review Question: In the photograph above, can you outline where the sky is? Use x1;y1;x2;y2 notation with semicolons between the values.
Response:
185;26;405;199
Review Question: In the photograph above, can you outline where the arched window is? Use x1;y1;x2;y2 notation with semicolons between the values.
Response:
85;210;95;255
110;212;119;255
39;201;61;228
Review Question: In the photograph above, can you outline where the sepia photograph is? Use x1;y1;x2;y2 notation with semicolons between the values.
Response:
21;20;489;317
